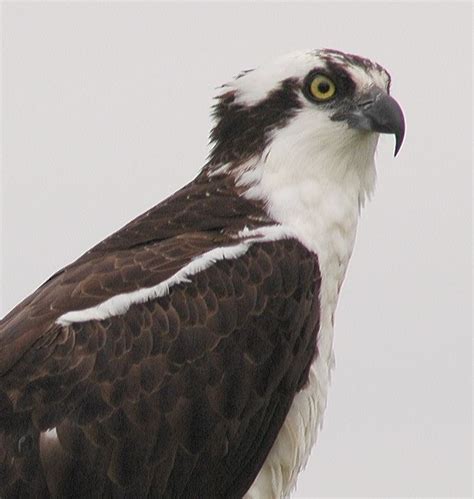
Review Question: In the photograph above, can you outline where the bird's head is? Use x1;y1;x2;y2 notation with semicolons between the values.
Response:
206;49;404;205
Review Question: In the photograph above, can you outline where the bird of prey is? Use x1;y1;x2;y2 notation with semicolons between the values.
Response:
0;49;404;498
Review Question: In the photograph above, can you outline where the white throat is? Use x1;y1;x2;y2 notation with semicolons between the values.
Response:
238;114;378;266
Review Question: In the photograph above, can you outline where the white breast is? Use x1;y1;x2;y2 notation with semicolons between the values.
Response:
240;119;379;497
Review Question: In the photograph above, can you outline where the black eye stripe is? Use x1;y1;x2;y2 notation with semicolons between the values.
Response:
323;61;357;95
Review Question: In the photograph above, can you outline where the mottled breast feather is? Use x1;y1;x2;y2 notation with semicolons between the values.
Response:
0;172;321;498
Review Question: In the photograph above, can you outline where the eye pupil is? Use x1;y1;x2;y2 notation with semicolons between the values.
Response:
318;82;330;94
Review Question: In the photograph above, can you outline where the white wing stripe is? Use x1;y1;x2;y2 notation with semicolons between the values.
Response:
56;225;294;326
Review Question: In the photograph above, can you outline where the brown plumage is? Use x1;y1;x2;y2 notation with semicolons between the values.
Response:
0;171;321;498
1;45;407;497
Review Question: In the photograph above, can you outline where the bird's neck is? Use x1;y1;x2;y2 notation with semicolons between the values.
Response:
235;132;379;270
223;133;378;358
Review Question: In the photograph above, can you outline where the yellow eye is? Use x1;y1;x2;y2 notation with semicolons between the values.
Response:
309;75;336;101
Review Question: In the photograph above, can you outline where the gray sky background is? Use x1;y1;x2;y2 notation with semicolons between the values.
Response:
2;2;472;497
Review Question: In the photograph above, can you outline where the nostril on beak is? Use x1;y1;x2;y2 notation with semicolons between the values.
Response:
358;99;375;109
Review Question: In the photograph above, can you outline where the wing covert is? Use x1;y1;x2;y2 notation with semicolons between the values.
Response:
0;238;320;497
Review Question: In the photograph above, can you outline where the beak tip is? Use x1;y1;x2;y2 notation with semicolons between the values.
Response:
394;141;401;157
393;129;405;157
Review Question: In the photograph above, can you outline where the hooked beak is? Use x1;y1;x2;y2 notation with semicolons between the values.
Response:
330;88;405;156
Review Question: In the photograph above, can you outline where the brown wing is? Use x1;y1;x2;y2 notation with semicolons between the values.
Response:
0;172;271;376
0;238;320;498
87;171;271;254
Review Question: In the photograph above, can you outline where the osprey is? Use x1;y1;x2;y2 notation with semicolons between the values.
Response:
0;49;404;498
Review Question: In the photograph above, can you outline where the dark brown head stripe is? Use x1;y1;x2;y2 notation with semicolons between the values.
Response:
207;78;302;168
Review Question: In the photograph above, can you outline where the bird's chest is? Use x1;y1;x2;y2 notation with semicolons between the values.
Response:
245;260;351;499
245;181;360;498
